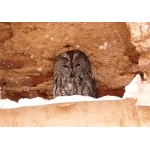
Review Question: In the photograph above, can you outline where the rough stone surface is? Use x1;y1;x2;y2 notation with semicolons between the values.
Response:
0;99;141;127
127;22;150;52
127;22;150;79
0;22;139;100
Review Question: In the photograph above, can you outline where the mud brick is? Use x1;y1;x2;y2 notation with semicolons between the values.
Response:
5;76;51;87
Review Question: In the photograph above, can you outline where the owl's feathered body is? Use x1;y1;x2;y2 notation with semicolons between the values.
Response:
52;50;96;98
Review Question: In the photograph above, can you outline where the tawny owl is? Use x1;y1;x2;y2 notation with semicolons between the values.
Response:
52;50;96;98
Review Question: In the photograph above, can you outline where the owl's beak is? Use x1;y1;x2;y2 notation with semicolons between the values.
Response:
70;71;75;78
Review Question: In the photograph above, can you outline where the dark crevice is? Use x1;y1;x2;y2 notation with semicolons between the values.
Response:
64;45;70;48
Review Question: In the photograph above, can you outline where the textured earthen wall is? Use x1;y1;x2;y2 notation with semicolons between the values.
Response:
0;22;140;101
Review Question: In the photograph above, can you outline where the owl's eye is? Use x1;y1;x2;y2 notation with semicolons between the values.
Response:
76;64;80;67
63;65;68;68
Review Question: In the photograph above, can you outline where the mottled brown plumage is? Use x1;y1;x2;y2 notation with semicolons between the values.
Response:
52;50;96;98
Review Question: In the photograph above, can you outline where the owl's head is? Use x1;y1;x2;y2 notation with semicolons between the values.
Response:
53;50;92;78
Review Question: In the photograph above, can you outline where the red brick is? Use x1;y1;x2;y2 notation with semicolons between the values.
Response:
0;57;37;69
0;59;24;69
5;76;51;87
128;55;140;64
0;78;6;87
0;23;12;43
0;31;13;43
97;86;125;98
2;90;50;102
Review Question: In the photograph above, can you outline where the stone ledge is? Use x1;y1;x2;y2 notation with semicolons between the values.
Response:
0;98;148;127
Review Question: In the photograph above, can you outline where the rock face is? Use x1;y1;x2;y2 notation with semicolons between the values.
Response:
0;22;139;101
127;22;150;52
127;22;150;80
